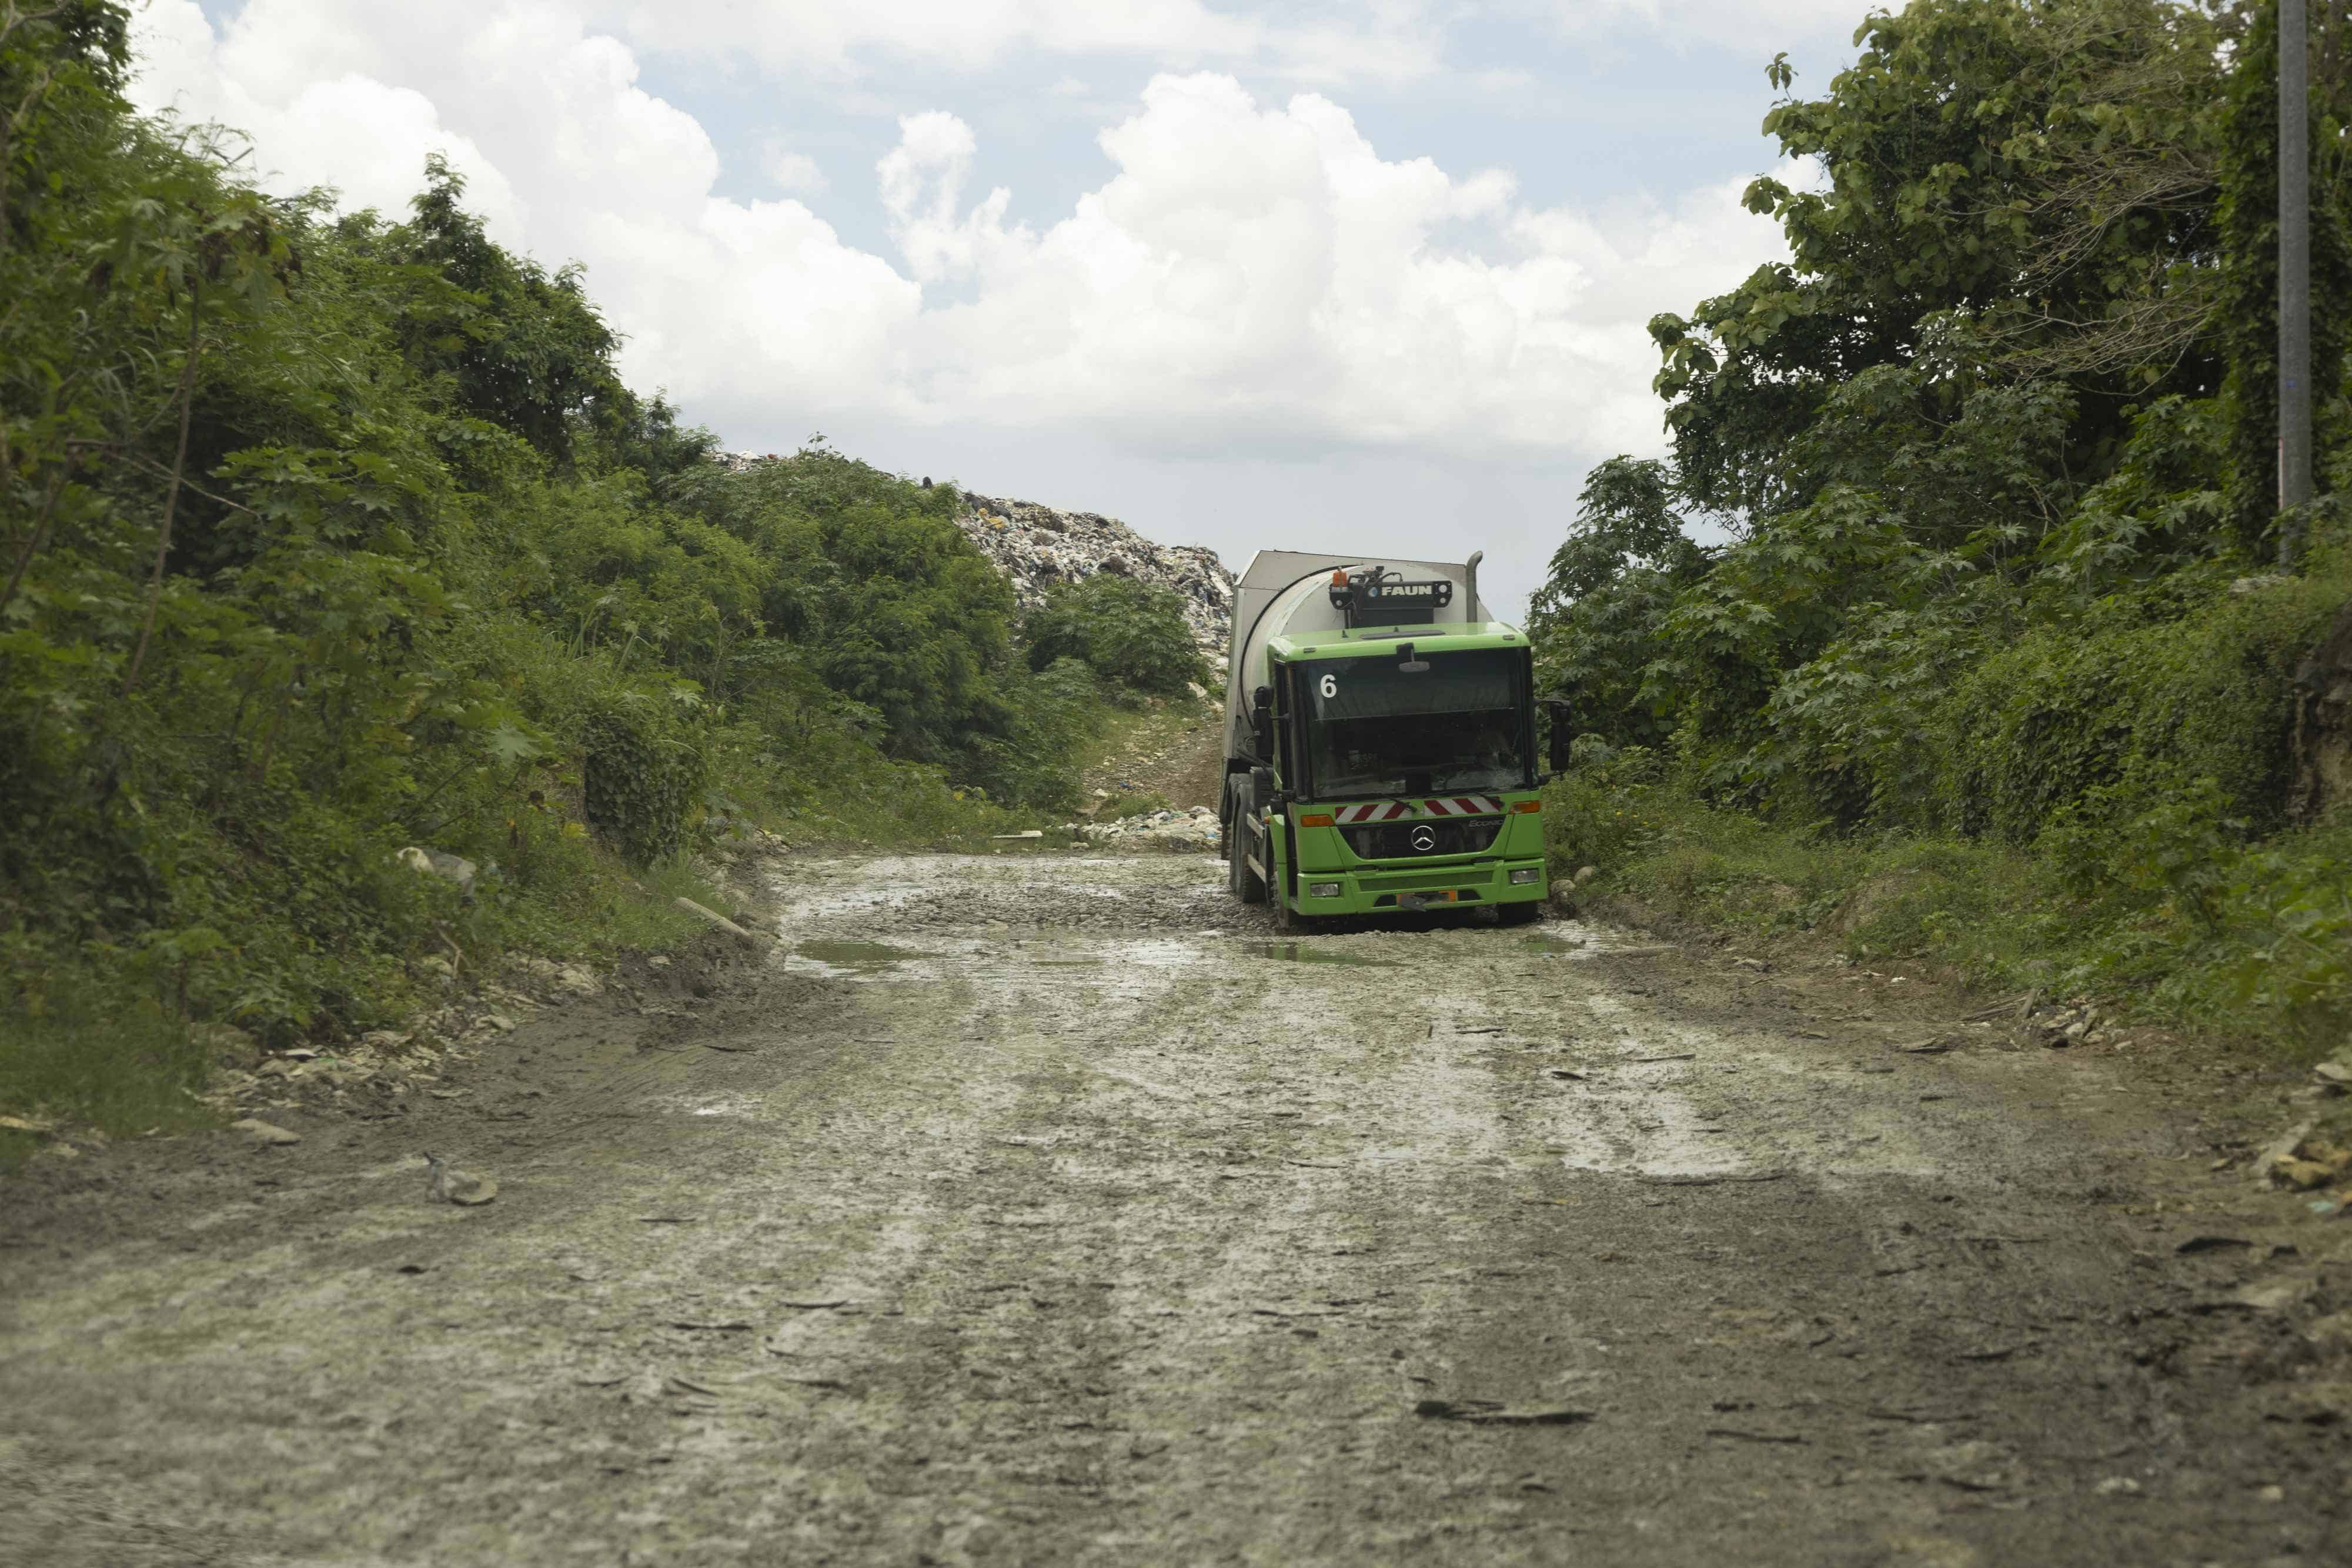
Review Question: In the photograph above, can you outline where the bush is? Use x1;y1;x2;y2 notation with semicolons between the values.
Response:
1940;573;2346;846
580;695;710;867
1025;575;1210;694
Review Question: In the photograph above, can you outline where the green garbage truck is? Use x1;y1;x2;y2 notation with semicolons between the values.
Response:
1219;549;1559;927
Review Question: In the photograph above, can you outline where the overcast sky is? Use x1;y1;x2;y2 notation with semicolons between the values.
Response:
133;1;1870;622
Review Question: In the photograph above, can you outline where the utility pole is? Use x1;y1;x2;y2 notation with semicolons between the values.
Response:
2280;0;2313;561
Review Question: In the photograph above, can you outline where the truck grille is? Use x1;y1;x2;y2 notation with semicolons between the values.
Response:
1360;868;1495;891
1342;819;1500;860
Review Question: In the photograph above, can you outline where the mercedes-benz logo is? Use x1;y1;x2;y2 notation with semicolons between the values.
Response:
1410;825;1436;853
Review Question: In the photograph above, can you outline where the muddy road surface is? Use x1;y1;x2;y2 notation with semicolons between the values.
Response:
5;852;2348;1564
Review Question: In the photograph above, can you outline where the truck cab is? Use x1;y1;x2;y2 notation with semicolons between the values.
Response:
1222;551;1548;926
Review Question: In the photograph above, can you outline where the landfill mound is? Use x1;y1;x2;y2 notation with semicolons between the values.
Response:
954;493;1234;659
713;454;1234;660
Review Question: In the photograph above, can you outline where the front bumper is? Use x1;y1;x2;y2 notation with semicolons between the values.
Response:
1294;856;1546;914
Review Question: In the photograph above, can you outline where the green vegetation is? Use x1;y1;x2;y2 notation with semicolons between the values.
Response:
1025;574;1212;696
1101;791;1174;821
1534;0;2352;1050
0;3;1195;1135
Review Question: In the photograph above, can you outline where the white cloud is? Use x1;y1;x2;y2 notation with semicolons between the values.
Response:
871;74;1788;454
128;1;1788;464
1529;0;1882;35
589;0;1444;85
759;142;827;195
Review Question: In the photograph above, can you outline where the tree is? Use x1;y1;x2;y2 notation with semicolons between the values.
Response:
1023;573;1210;696
1654;0;2229;524
1526;459;1711;748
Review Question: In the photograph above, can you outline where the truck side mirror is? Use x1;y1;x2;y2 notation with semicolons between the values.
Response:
1543;700;1575;774
1251;685;1274;760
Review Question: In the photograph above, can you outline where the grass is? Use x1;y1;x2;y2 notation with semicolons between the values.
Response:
1542;761;2352;1057
0;1000;216;1174
1074;690;1220;794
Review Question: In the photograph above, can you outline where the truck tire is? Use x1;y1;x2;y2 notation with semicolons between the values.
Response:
1495;901;1541;927
1228;781;1267;905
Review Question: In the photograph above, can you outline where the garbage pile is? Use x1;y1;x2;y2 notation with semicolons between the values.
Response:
955;493;1234;658
707;454;1236;660
1070;805;1222;851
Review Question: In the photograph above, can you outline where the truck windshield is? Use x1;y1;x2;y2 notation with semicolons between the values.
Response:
1300;648;1528;798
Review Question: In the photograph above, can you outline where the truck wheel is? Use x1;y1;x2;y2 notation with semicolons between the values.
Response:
1495;901;1541;927
1228;783;1267;905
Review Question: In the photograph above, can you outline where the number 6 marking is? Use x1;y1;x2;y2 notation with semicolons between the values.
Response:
1318;673;1338;698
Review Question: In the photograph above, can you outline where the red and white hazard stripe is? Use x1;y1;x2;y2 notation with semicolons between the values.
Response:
1332;800;1412;823
1420;795;1503;817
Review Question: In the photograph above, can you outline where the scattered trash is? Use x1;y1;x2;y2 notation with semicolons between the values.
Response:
777;1299;854;1310
423;1151;496;1205
1413;1399;1595;1426
396;845;477;898
991;831;1045;840
1065;805;1222;851
669;1319;755;1332
1705;1427;1806;1445
1628;1052;1695;1064
2256;1119;2320;1186
1545;1067;1588;1081
674;896;763;948
1897;1037;1957;1054
2266;1131;2352;1191
231;1118;300;1146
2094;1476;2141;1497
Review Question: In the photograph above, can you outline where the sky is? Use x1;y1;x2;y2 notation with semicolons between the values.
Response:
129;1;1873;623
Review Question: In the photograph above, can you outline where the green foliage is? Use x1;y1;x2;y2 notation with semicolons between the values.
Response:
580;694;709;867
2216;1;2352;553
1942;570;2344;846
1657;0;2225;521
1024;573;1210;695
1532;0;2352;1049
0;5;1112;1128
1102;790;1172;821
1528;459;1711;749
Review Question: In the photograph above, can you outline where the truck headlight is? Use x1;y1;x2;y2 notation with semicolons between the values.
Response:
1308;882;1342;898
1509;868;1539;885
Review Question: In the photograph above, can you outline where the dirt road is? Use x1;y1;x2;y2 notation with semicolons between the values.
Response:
5;852;2348;1564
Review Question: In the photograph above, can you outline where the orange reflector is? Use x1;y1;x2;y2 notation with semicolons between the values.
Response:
1512;800;1542;813
1298;813;1335;827
1330;570;1348;585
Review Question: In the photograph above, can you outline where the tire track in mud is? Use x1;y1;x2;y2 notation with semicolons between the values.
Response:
2;852;2344;1565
